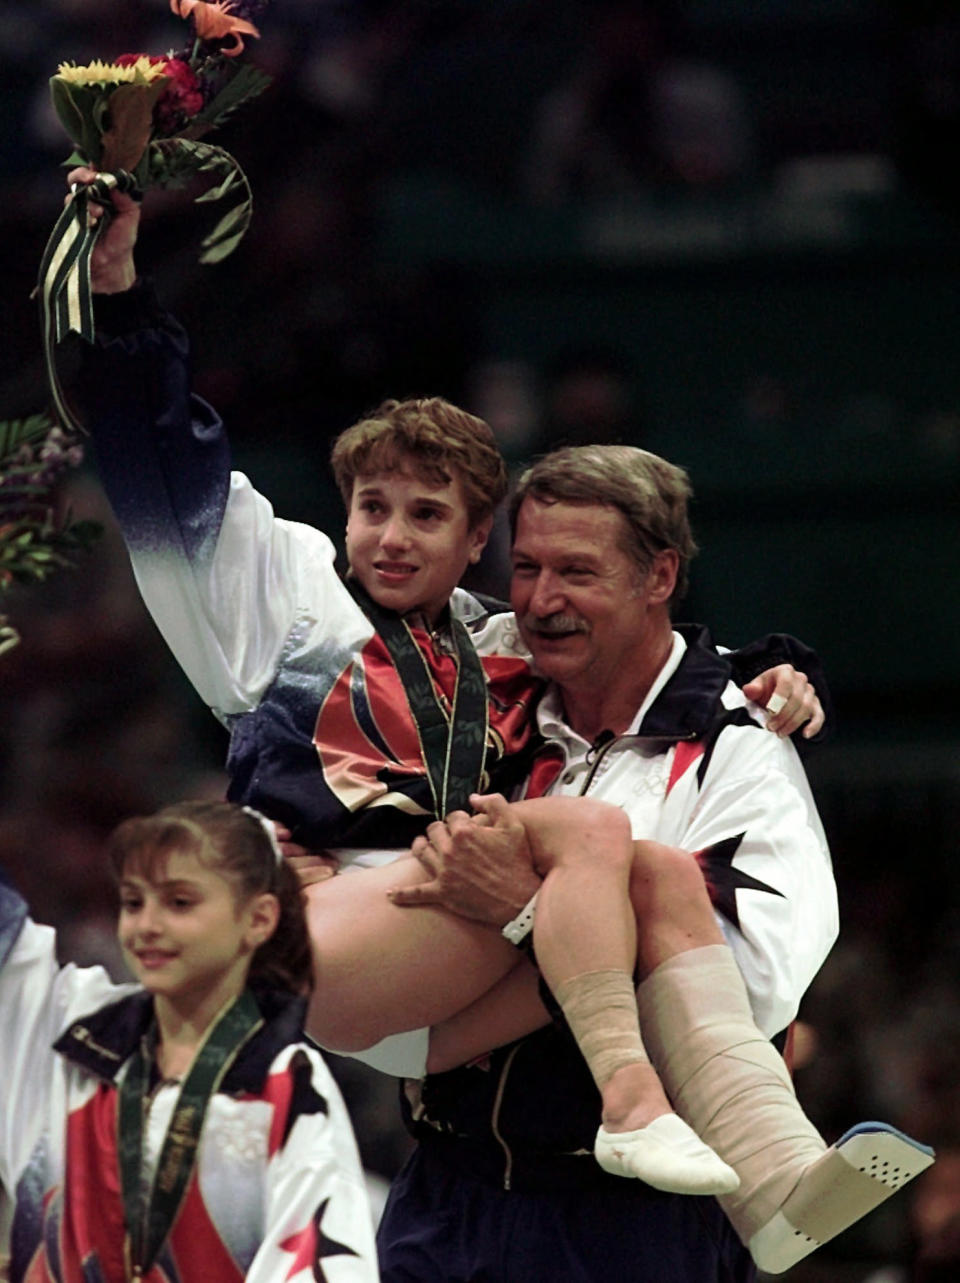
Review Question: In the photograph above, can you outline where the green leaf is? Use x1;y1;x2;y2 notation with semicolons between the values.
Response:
199;199;251;263
198;230;244;265
201;197;247;240
0;414;55;460
49;79;103;167
0;622;19;655
194;168;241;202
50;78;88;151
140;139;255;263
92;92;113;136
184;65;272;139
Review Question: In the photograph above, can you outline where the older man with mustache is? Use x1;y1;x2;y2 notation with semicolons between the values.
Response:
380;443;933;1283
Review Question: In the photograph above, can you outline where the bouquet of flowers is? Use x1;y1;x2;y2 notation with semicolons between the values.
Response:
51;0;271;262
37;0;272;429
0;414;101;656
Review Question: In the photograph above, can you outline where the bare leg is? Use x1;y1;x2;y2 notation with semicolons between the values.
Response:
427;960;549;1072
424;816;729;1078
516;797;687;1131
429;794;739;1195
302;855;522;1050
302;800;734;1193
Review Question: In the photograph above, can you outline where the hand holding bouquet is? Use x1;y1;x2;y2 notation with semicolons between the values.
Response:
37;0;272;429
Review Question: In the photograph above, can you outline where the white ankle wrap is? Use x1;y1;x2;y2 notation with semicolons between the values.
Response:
554;969;647;1090
636;945;825;1240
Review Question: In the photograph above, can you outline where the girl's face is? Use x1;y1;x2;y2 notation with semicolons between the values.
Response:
117;849;267;1010
345;467;492;624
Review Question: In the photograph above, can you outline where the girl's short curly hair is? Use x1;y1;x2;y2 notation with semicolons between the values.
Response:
331;397;507;528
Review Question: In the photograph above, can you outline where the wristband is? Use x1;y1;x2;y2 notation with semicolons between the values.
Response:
501;890;539;948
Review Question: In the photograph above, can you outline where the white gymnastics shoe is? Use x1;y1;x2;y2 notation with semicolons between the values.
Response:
749;1121;936;1274
594;1113;741;1195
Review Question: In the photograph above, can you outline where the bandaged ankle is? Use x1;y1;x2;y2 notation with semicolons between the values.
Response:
554;969;647;1090
636;945;826;1240
636;945;935;1270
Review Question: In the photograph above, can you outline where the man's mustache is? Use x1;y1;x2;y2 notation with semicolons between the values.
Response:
521;613;589;637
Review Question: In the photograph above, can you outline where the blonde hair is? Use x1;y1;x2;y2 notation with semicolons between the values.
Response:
331;397;508;528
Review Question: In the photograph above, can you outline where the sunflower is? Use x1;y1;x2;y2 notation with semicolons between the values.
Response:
55;57;168;87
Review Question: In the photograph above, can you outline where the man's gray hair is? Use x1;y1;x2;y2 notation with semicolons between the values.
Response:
510;444;698;601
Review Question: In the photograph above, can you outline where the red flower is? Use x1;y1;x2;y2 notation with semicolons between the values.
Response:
115;52;204;132
158;58;205;120
115;53;165;68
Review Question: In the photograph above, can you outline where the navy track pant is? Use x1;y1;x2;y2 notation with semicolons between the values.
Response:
377;1144;755;1283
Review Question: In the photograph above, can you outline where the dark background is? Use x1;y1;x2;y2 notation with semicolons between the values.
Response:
2;2;960;1277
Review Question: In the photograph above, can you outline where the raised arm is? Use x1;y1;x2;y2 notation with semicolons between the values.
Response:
69;171;339;719
67;165;140;294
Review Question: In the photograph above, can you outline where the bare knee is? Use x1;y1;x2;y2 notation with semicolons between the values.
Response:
628;841;723;964
628;841;712;913
512;796;633;874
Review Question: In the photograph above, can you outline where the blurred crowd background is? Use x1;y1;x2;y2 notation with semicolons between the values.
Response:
2;1;960;1277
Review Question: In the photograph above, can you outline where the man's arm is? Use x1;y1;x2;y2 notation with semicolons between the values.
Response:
668;724;838;1037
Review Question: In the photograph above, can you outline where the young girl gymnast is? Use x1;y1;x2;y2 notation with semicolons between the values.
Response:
0;800;377;1283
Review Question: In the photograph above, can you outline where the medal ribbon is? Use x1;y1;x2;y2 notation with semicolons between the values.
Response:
35;169;140;432
346;578;490;816
117;988;263;1280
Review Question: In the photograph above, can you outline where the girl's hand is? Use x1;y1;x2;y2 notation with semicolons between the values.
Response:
65;166;141;294
272;825;340;885
742;664;823;739
286;853;341;886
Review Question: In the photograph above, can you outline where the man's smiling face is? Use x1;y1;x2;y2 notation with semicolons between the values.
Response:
510;495;664;695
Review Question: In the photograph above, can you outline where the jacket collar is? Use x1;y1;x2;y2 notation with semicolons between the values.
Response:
534;623;732;747
637;623;732;740
53;985;309;1093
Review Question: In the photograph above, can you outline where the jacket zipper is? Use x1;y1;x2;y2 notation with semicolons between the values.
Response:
577;729;698;795
491;1043;522;1190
